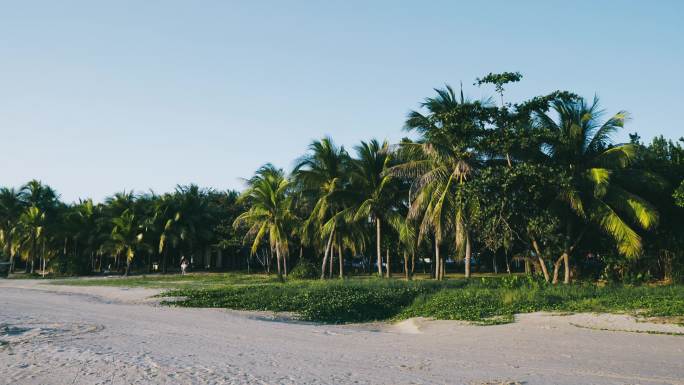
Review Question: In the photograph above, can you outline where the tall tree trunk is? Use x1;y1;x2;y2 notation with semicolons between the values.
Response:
505;250;511;274
376;217;382;277
464;232;471;279
321;228;335;280
8;235;16;273
275;244;284;282
563;252;570;284
410;253;415;279
30;236;36;274
385;247;391;278
434;238;441;280
552;255;563;284
283;248;288;278
328;236;334;278
531;239;550;282
403;251;409;280
266;248;271;274
441;253;446;280
338;244;343;279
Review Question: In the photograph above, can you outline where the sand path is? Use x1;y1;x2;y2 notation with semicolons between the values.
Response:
1;279;683;385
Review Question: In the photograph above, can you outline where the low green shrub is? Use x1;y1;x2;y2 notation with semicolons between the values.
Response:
289;260;320;280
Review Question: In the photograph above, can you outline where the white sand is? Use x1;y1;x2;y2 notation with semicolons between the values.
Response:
1;280;683;385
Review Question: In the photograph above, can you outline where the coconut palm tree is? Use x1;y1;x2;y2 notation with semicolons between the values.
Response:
388;214;418;280
535;96;659;283
351;139;398;277
111;209;144;276
171;185;216;268
71;199;106;272
234;164;294;281
17;206;46;274
154;194;180;273
0;187;24;272
20;180;58;212
391;85;487;279
293;137;351;279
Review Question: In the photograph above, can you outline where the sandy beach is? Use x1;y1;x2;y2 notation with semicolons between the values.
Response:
1;280;683;385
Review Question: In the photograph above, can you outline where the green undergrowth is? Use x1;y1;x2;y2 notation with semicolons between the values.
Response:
162;276;684;324
163;279;466;323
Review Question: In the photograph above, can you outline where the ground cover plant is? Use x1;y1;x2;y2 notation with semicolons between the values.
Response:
161;275;684;324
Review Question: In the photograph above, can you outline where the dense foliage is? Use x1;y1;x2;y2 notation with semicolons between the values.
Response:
2;72;683;285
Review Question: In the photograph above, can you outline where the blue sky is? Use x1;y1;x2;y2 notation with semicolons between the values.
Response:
1;1;682;202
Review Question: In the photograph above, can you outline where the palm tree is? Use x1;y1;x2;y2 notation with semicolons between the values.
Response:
293;137;351;279
351;139;398;277
388;214;418;280
71;199;105;272
391;85;486;279
234;164;294;281
154;194;179;273
111;209;144;276
172;185;216;269
17;206;46;274
535;96;659;283
20;180;58;211
0;187;24;272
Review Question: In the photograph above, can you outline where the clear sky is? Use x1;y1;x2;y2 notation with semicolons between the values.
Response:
1;1;682;202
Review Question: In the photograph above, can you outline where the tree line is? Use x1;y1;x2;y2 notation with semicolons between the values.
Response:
2;72;683;283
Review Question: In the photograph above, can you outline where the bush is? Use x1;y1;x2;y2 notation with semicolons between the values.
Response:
289;260;320;280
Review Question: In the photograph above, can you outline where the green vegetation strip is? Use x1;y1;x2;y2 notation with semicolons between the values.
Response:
161;276;684;324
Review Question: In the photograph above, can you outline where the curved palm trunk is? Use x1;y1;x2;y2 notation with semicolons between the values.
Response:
376;217;382;277
531;239;550;282
320;227;335;280
283;249;288;278
563;252;570;284
464;232;471;279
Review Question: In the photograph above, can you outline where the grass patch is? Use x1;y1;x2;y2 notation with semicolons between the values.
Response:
164;276;684;324
50;272;684;325
398;283;684;324
164;279;466;323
